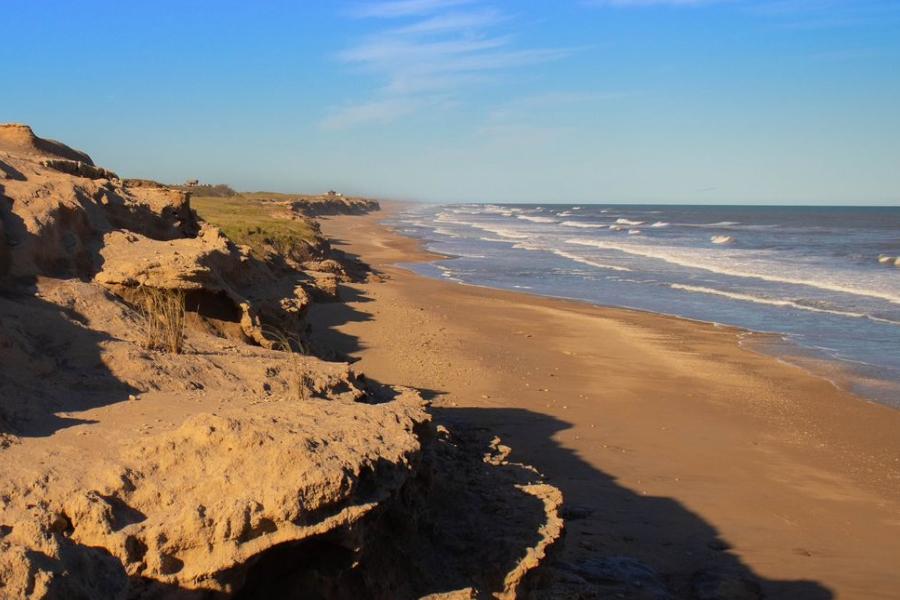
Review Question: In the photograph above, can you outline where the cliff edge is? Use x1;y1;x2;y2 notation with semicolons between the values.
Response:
0;126;562;599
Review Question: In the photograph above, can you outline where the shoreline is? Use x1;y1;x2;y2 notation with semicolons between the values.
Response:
408;268;875;406
386;204;899;409
312;202;900;599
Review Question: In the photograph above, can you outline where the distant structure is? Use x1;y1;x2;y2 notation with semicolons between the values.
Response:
326;190;344;198
185;179;199;187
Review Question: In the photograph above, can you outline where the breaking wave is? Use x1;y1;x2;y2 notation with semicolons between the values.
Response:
566;238;900;304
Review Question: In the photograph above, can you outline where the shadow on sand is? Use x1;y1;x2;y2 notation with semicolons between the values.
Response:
0;183;138;438
434;406;832;599
305;269;833;599
0;284;139;438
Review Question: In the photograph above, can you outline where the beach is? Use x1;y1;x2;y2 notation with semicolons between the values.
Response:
312;204;900;599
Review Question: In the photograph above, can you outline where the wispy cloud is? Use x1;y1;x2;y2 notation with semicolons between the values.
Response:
323;1;572;129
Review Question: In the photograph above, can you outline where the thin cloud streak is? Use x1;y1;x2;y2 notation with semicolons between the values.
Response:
324;1;572;129
387;9;507;35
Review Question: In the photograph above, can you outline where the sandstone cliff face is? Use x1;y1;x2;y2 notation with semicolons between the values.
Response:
0;126;563;599
0;124;94;164
0;125;314;348
0;128;196;281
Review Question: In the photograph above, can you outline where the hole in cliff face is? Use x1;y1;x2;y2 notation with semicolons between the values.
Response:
184;290;241;322
124;535;148;564
183;289;254;344
99;494;147;532
158;553;184;575
239;517;278;543
233;535;364;600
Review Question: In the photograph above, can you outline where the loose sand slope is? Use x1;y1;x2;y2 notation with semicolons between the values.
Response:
311;206;900;600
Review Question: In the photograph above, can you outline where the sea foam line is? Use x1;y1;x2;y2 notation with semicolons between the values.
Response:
551;249;632;272
561;221;607;228
671;284;900;325
517;215;557;223
566;238;900;304
434;216;530;240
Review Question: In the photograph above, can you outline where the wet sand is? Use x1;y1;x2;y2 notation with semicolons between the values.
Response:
310;204;900;599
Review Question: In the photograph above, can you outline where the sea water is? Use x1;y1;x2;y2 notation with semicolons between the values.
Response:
388;204;900;407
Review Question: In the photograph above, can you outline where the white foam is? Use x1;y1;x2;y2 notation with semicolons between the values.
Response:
434;216;530;240
404;219;434;229
479;205;520;217
671;284;900;325
616;218;644;226
560;221;607;228
512;241;543;251
434;213;471;225
551;249;632;272
517;215;556;223
679;221;741;229
435;265;464;283
650;221;669;228
628;229;641;235
478;226;529;239
711;235;734;245
479;236;517;244
565;238;900;304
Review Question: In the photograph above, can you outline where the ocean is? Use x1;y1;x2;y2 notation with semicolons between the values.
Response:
387;204;900;407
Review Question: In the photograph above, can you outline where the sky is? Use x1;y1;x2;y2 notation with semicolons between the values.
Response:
3;0;900;205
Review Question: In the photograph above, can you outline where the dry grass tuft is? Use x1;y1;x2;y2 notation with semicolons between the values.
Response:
136;287;186;353
265;327;313;401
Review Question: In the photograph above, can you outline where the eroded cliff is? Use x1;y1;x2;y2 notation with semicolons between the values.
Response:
0;125;562;599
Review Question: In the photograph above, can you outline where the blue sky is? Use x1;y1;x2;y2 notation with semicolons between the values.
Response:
3;0;900;204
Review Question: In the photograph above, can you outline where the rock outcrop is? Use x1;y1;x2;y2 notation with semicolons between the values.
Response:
0;123;94;165
0;126;564;599
0;127;312;347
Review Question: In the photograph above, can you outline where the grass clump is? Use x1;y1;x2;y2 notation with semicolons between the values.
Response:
266;328;313;401
136;287;186;353
191;195;319;259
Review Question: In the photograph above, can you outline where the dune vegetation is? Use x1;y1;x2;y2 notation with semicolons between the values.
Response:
191;194;319;258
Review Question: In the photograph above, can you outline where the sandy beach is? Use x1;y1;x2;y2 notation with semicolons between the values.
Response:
311;204;900;599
